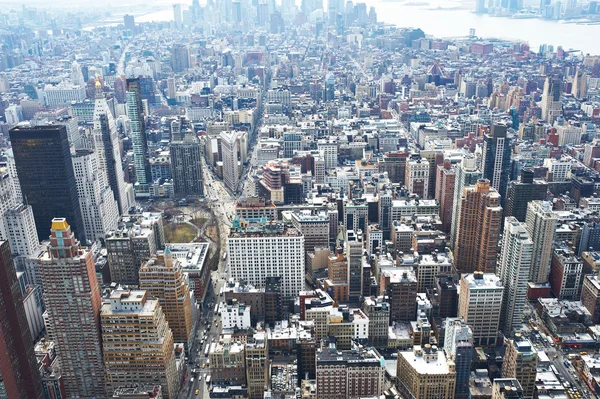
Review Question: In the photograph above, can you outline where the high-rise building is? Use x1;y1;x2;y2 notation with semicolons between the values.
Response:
346;229;364;302
504;168;548;222
170;44;190;72
572;68;588;100
525;201;557;284
123;14;136;32
72;149;120;242
106;213;164;285
501;336;538;399
363;296;390;347
405;158;430;199
396;345;456;399
39;218;105;398
549;247;583;300
498;218;533;337
221;131;241;192
0;241;44;399
209;338;247;386
0;168;17;240
378;190;393;240
93;80;132;214
139;249;194;350
316;345;385;399
172;3;183;28
582;275;600;324
541;76;563;124
492;379;524;399
458;272;503;346
101;289;179;398
482;124;511;201
170;134;204;197
227;219;304;301
450;155;481;245
9;125;86;243
435;161;456;233
290;212;329;257
297;332;316;383
126;78;151;195
380;267;417;322
3;203;40;257
245;332;269;399
453;179;503;274
444;318;473;399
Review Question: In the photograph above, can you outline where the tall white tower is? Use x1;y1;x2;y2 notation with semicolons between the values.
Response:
499;217;533;337
72;149;119;243
93;80;132;214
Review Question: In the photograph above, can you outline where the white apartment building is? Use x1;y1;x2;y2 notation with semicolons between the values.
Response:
498;218;533;337
543;157;573;182
221;302;251;330
72;150;119;243
220;131;241;191
227;221;304;300
40;83;86;108
458;272;504;346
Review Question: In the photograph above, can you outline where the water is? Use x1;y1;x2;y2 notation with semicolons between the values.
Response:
123;0;600;54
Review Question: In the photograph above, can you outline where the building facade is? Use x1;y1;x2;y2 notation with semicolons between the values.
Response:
101;289;179;398
9;125;86;243
39;219;105;398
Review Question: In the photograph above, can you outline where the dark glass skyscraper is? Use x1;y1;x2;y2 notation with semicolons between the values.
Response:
505;168;548;222
0;240;44;399
169;134;204;197
9;125;86;242
482;123;512;204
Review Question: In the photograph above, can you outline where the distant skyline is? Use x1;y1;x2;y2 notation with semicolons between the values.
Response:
1;0;599;53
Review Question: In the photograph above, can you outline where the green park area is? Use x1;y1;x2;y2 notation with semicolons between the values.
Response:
164;223;197;243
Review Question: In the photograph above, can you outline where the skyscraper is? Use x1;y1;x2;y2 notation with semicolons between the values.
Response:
346;229;364;302
541;76;563;123
72;149;120;243
458;273;504;346
221;131;241;192
139;249;194;350
504;168;548;222
498;218;533;336
101;288;179;398
9;125;86;243
444;318;473;399
453;179;503;274
405;158;430;199
172;3;183;28
228;219;305;301
435;161;456;233
450;155;481;245
126;78;151;195
93;80;132;214
572;68;588;100
245;332;269;399
501;336;538;399
170;134;204;197
123;14;136;32
170;44;190;73
482;124;511;202
39;218;105;398
0;240;44;399
525;201;557;283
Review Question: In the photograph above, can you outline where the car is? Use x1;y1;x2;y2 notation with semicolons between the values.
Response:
195;389;199;395
202;363;206;368
554;354;559;359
